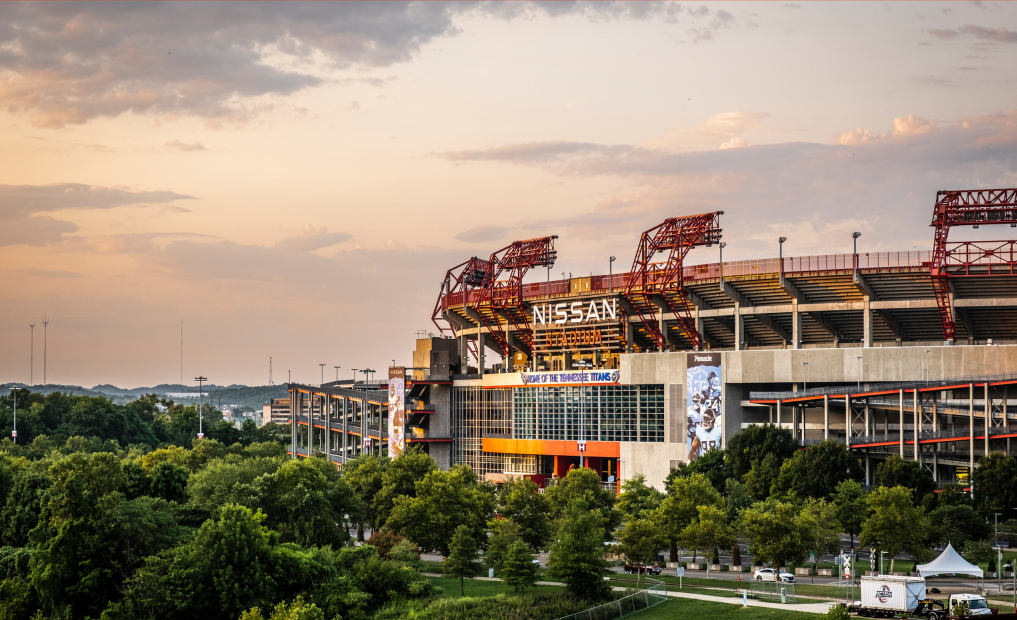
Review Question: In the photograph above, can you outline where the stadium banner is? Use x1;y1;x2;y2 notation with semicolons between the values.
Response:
686;352;722;461
481;370;621;389
388;367;406;458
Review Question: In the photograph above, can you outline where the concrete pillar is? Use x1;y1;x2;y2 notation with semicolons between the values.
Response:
865;400;870;439
342;396;348;462
985;383;990;457
290;390;298;459
308;393;314;457
862;295;872;348
734;302;743;351
898;390;904;459
914;389;920;462
865;451;871;487
845;396;851;448
969;383;975;499
776;399;782;429
824;395;829;441
324;396;331;462
791;300;801;350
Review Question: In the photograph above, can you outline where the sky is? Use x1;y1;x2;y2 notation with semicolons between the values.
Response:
1;1;1016;389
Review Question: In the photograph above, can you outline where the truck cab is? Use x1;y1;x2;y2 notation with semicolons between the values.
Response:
947;593;991;616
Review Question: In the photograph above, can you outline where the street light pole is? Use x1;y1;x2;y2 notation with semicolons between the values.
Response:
778;237;788;282
720;242;727;282
194;376;207;439
609;256;616;293
852;232;862;274
334;366;341;381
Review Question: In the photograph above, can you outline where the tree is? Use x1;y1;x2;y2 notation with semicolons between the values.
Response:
618;517;664;583
799;499;842;571
731;542;742;566
240;597;325;620
679;505;735;578
389;538;422;570
486;518;523;570
834;479;869;549
771;441;863;501
547;500;611;600
743;453;782;501
372;448;438;529
185;455;282;512
617;473;664;522
545;467;620;540
500;540;539;592
653;472;722;561
726;424;798;481
386;465;495;556
971;453;1017;521
875;455;936;499
927;504;991;552
444;524;482;596
1;469;50;546
671;448;728;492
724;478;753;523
150;461;189;503
343;454;389;536
860;486;929;572
742;500;809;569
497;477;553;550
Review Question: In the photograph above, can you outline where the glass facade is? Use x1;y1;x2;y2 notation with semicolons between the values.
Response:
512;384;664;443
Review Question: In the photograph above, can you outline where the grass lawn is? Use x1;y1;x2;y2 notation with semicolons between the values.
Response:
634;599;823;619
425;576;563;599
646;575;844;599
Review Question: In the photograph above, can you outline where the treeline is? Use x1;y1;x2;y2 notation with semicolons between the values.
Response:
615;424;1014;573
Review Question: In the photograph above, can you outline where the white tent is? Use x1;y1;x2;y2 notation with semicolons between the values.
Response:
915;543;984;578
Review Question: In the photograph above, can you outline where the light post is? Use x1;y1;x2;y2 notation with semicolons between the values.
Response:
720;242;727;281
8;387;16;443
194;376;207;439
319;363;326;386
852;232;861;273
352;369;359;386
778;237;788;281
575;359;591;468
857;356;863;391
334;366;341;381
609;256;616;293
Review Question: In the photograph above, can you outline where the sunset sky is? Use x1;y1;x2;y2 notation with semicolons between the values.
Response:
2;1;1016;388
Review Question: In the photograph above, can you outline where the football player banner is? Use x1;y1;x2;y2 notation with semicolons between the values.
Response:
388;367;406;458
686;352;722;461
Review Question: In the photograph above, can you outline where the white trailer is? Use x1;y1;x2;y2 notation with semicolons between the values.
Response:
856;576;927;617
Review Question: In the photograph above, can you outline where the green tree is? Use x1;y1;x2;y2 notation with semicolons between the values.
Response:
386;465;495;556
389;538;422;570
679;505;735;578
875;455;936;499
927;504;991;552
373;448;438;529
834;479;868;549
860;485;929;572
186;455;282;512
726;424;798;481
443;524;482;596
497;477;553;550
971;453;1017;520
343;454;389;536
799;499;842;571
671;448;728;492
1;469;50;546
547;500;611;600
618;517;664;583
486;518;523;570
122;460;151;500
771;441;863;500
150;461;189;503
742;500;809;569
724;478;753;523
616;473;664;522
240;596;325;620
652;472;722;561
500;540;538;593
545;467;620;540
743;453;782;501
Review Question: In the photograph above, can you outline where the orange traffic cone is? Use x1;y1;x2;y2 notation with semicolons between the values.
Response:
738;574;742;581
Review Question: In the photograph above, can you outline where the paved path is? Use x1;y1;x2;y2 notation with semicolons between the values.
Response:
664;589;834;614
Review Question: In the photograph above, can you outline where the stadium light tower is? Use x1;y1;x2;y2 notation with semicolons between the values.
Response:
852;232;862;273
194;376;207;439
8;387;16;444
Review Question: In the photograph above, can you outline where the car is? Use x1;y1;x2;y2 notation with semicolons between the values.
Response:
753;567;794;582
624;564;662;575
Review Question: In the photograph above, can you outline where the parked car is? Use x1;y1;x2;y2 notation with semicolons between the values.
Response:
753;567;794;582
624;564;662;575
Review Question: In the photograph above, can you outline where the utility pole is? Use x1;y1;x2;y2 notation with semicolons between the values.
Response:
29;321;35;386
195;376;207;439
180;320;183;384
269;357;274;386
42;315;48;385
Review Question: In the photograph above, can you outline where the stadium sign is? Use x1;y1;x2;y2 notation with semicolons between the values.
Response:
532;299;618;325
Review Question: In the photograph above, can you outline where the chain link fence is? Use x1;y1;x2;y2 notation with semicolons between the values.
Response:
553;579;668;620
749;580;798;604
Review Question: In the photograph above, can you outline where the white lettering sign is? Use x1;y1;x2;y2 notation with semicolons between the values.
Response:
534;299;618;326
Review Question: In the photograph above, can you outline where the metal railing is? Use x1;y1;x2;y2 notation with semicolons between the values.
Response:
750;370;1017;401
749;581;798;604
553;578;667;620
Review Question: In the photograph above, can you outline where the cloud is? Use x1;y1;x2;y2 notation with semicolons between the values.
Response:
643;111;771;151
165;140;206;152
0;183;195;247
928;24;1017;43
914;76;954;87
835;114;936;145
3;267;87;279
274;225;350;252
455;224;510;243
0;2;680;128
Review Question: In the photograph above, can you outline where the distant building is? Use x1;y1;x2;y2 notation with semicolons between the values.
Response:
263;398;291;426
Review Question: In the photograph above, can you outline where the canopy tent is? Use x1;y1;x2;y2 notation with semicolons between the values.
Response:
915;543;984;578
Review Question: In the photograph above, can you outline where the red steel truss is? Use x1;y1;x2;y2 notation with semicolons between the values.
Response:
432;255;495;360
931;188;1017;342
624;212;723;351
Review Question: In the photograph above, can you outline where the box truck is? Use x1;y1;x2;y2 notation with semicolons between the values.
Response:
854;575;927;617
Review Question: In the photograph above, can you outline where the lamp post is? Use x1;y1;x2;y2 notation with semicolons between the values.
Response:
8;387;16;443
319;363;326;386
720;242;727;281
575;359;591;468
352;369;359;386
778;237;788;281
194;376;207;439
609;256;616;293
995;513;1003;594
334;366;341;381
852;232;862;273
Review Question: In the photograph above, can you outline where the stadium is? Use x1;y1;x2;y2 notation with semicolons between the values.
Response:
290;188;1017;490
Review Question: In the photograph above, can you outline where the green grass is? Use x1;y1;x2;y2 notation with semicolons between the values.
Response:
633;599;824;619
646;575;845;599
425;576;563;599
